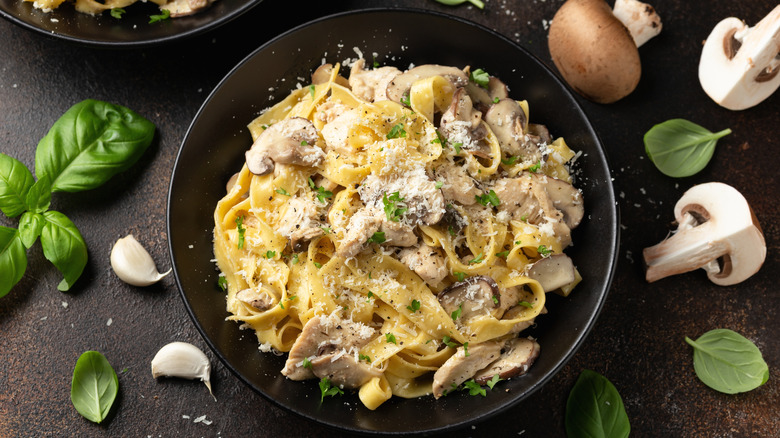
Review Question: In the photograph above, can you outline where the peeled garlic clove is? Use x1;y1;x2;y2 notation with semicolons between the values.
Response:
111;234;170;286
151;341;214;398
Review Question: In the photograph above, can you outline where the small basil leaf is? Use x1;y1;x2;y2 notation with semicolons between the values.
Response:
40;210;88;291
34;99;155;193
19;211;45;248
24;174;52;214
685;329;769;394
0;227;27;298
644;119;731;178
0;153;35;217
434;0;485;8
71;351;119;423
566;369;630;438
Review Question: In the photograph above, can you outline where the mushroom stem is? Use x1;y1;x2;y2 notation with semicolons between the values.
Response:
612;0;663;47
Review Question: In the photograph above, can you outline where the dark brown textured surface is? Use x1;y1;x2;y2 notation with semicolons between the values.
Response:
1;1;778;437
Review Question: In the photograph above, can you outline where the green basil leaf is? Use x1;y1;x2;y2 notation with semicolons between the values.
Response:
24;174;52;214
34;99;155;193
70;351;119;423
40;210;88;291
685;329;769;394
566;369;630;438
0;227;27;298
0;153;34;217
434;0;485;8
19;211;45;248
644;119;731;178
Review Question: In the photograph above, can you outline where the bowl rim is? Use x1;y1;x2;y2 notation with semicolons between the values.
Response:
167;7;620;434
0;0;262;47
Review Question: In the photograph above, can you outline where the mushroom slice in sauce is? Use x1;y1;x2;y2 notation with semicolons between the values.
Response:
235;286;276;311
281;314;378;387
245;117;325;175
432;160;479;206
399;243;449;289
385;64;469;103
311;63;349;86
438;276;501;324
432;341;502;398
473;337;541;385
484;98;542;163
526;254;577;293
465;76;509;112
277;196;326;251
439;88;490;157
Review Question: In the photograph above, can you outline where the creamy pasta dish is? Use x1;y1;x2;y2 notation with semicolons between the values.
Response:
25;0;215;18
213;59;584;409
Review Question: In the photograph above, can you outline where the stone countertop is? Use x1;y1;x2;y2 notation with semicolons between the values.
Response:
1;1;778;436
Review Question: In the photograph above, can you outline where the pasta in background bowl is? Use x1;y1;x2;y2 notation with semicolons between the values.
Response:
168;9;618;434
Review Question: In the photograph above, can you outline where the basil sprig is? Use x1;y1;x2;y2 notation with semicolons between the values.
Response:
434;0;485;9
685;329;769;394
565;369;630;438
0;100;155;296
644;118;731;177
71;351;119;423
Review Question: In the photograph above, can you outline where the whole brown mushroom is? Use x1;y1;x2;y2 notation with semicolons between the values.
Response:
548;0;662;103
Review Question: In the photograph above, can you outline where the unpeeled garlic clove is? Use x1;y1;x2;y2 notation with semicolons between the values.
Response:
151;341;214;399
110;234;170;286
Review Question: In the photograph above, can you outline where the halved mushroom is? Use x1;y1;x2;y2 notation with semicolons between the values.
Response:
543;176;584;229
431;341;502;398
386;64;469;103
438;276;500;324
349;58;401;102
643;182;766;286
245;117;325;175
311;63;349;86
526;253;577;292
473;337;540;385
439;88;489;156
484;98;541;162
548;0;662;103
282;313;379;387
465;76;509;111
698;6;780;110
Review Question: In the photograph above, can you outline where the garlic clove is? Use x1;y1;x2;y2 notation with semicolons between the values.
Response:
151;341;214;399
110;234;171;286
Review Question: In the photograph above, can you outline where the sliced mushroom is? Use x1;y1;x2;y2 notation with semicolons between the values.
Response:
698;6;780;110
235;286;276;311
245;117;324;175
548;0;662;103
311;63;349;86
543;177;584;229
160;0;215;17
484;98;542;162
282;313;378;388
277;196;326;251
438;276;500;324
643;182;766;286
348;58;402;102
526;254;577;292
473;337;541;385
464;76;509;112
431;341;502;398
439;88;490;157
399;243;449;289
432;160;480;206
386;64;469;103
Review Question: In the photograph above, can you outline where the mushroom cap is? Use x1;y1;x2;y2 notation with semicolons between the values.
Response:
643;182;766;286
698;7;780;111
548;0;641;103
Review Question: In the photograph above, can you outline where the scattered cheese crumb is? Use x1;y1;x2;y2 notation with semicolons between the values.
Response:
106;318;113;326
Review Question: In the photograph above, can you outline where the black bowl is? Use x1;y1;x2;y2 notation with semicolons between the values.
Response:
168;8;618;435
0;0;260;47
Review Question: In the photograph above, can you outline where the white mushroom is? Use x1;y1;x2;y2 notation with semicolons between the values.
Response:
643;182;766;286
245;117;324;175
548;0;662;103
698;6;780;111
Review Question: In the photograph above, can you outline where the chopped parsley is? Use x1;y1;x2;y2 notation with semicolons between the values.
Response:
491;295;499;305
366;291;375;302
148;9;170;23
302;357;312;369
453;271;466;282
319;377;343;402
309;84;316;98
463;342;470;357
385;333;397;344
320;226;332;235
448;226;457;237
537;245;553;257
265;250;276;259
313;261;322;269
300;140;309;146
496;250;509;259
291;253;299;265
462;379;486;396
372;58;380;69
432;131;447;147
442;336;458;349
518;300;534;308
468;253;485;264
400;94;411;107
235;216;246;249
367;231;386;244
217;275;227;291
470;68;490;89
451;303;463;321
435;181;444;189
520;215;528;222
452;142;463;155
110;8;125;19
529;160;542;173
359;354;372;363
387;123;407;139
275;187;290;196
487;374;502;389
493;96;500;104
501;155;519;165
308;177;333;203
475;190;500;207
407;299;421;313
382;191;407;222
